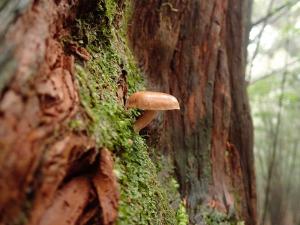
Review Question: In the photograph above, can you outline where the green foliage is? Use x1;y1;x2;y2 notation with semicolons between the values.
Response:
248;1;300;223
69;0;186;224
248;77;275;98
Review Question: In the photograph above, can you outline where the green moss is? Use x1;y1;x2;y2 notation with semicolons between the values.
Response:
150;150;189;225
176;202;189;225
201;206;244;225
70;0;183;224
100;0;117;24
115;137;177;225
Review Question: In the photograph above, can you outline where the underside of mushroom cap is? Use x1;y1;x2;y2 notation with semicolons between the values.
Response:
126;91;180;110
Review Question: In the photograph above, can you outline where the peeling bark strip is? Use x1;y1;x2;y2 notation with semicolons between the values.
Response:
28;135;95;225
93;149;119;225
129;0;256;224
37;177;90;225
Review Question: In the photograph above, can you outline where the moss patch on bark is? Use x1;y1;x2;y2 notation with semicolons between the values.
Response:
68;0;188;224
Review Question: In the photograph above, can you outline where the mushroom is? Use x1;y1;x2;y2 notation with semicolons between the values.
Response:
126;91;180;132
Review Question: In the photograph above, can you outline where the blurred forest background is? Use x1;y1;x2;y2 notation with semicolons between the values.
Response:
247;0;300;224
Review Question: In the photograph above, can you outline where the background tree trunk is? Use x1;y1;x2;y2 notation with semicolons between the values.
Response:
129;0;256;224
0;0;256;224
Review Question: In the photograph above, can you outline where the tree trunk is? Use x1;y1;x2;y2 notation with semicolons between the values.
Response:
0;1;119;224
0;0;256;225
129;0;256;224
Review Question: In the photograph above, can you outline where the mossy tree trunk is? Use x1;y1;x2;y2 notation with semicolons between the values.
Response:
129;0;256;224
0;0;256;225
0;1;121;224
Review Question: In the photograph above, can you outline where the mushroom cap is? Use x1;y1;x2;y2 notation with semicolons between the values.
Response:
126;91;180;110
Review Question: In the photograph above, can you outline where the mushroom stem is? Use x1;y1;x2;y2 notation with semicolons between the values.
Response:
133;110;158;133
126;91;180;133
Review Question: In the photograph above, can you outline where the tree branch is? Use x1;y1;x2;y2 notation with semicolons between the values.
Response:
251;0;299;27
249;58;300;85
247;0;276;81
260;37;290;225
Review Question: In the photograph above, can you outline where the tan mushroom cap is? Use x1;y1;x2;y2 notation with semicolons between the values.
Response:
126;91;180;110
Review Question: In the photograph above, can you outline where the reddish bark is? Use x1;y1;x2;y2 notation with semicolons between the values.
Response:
28;135;95;225
0;0;81;219
0;1;119;225
129;0;256;224
36;177;90;225
92;149;120;225
0;0;256;224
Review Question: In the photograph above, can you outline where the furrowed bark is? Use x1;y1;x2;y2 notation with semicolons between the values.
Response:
129;0;256;224
0;0;256;224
